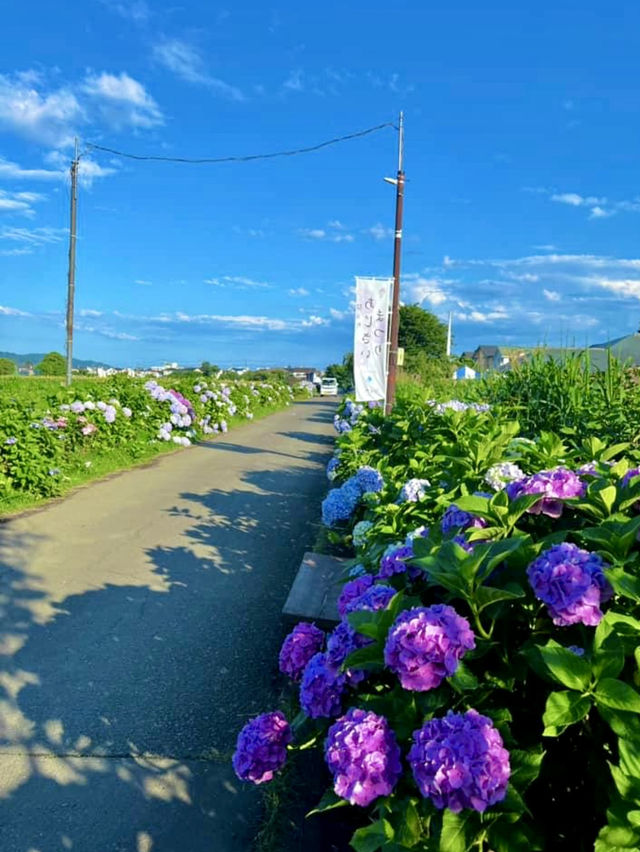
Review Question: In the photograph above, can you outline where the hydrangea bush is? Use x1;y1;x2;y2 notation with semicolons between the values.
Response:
0;375;294;502
234;392;640;851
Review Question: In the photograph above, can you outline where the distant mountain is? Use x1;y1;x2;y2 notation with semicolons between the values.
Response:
0;351;113;369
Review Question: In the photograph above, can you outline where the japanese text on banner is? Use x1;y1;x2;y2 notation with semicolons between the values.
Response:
353;276;393;402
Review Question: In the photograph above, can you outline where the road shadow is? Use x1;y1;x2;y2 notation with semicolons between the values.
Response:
0;451;333;851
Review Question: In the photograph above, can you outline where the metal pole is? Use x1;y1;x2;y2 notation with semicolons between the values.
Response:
446;311;452;357
385;112;405;414
65;137;79;387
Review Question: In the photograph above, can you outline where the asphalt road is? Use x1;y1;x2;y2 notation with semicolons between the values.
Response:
0;400;336;852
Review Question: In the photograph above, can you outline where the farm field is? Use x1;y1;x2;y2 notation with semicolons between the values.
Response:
0;375;299;516
239;366;640;852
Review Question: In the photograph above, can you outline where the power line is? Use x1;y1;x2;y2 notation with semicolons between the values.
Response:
85;120;395;165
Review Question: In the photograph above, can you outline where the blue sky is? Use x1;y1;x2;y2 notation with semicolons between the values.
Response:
2;0;640;367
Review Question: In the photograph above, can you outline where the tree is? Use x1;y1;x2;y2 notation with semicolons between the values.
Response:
37;352;66;376
325;352;354;390
0;357;16;375
398;304;448;360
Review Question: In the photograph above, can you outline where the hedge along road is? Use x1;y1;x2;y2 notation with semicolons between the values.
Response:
0;399;337;852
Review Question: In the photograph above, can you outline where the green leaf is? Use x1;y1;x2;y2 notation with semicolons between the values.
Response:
474;583;525;613
542;690;591;736
601;442;630;461
347;610;382;640
449;662;479;692
350;818;395;852
595;679;640;713
595;825;640;851
609;763;640;803
537;639;591;691
439;810;471;852
343;643;384;671
597;484;618;515
307;788;348;817
606;567;640;603
593;631;625;681
396;800;422;848
619;739;640;778
509;748;545;790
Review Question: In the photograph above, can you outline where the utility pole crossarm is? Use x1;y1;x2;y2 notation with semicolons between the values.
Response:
65;138;79;387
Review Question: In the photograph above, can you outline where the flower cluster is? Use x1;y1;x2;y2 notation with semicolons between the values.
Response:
232;711;292;784
326;621;371;685
344;583;395;615
398;478;431;503
326;457;340;481
527;542;612;626
352;519;373;548
384;605;475;691
408;710;510;812
337;575;374;617
278;622;325;681
506;467;586;518
441;501;489;535
484;461;525;490
355;465;384;494
378;543;421;580
299;652;346;718
429;400;491;414
325;709;402;806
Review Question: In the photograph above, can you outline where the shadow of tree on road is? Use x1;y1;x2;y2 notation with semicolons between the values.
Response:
0;440;334;851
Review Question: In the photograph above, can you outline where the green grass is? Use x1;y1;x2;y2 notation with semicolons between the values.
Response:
0;400;291;519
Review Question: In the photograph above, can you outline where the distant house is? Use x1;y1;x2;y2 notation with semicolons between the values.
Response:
589;332;640;367
470;346;510;371
453;365;478;381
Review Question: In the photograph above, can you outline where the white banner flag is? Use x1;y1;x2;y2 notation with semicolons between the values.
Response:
353;276;393;402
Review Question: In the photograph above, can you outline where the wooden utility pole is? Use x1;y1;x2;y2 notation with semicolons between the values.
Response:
385;112;405;414
65;138;79;387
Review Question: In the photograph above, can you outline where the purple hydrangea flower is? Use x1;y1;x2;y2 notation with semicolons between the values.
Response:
337;575;374;617
384;605;475;691
453;533;476;553
377;544;421;581
4;437;17;446
300;652;346;718
325;709;402;806
405;525;430;546
326;621;371;684
344;583;396;615
232;711;292;784
398;478;431;503
408;710;510;812
622;467;640;488
506;467;586;518
568;645;585;656
355;466;384;494
441;502;489;535
527;542;612;626
278;622;325;681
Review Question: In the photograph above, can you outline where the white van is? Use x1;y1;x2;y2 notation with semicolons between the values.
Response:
320;377;339;396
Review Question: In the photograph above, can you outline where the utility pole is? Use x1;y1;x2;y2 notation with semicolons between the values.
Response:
446;311;452;357
384;112;405;414
65;137;79;387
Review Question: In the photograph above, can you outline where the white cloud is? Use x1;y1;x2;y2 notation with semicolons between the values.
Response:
288;287;309;296
543;289;561;301
135;279;152;286
403;274;449;306
204;275;271;289
551;192;590;207
0;304;31;316
100;0;150;22
0;156;64;180
364;222;393;241
0;225;66;245
0;190;41;216
153;39;244;101
455;308;509;323
589;205;614;219
282;69;304;93
328;219;346;230
329;307;347;320
0;72;82;147
299;227;354;243
79;308;103;317
84;72;163;129
301;314;329;327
